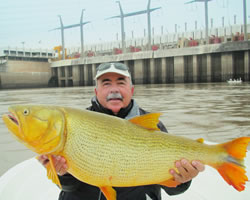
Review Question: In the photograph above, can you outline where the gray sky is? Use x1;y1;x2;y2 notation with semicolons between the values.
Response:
0;0;248;49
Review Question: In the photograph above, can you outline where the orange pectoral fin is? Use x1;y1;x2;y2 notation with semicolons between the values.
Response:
46;155;62;188
100;186;116;200
159;178;181;188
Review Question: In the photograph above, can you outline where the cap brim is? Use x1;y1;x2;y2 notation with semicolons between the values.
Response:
95;68;131;80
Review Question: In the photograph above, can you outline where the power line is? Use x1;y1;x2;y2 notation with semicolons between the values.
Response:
50;10;90;58
106;0;161;52
185;0;213;43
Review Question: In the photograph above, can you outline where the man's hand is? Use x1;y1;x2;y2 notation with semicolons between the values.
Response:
37;155;68;176
170;159;205;183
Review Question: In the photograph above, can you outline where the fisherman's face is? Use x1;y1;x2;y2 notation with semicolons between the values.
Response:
95;73;134;115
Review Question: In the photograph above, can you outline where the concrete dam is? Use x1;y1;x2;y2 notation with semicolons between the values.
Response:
0;48;53;89
0;41;249;89
50;41;250;87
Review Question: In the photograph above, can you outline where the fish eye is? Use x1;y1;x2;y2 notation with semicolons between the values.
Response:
23;109;29;116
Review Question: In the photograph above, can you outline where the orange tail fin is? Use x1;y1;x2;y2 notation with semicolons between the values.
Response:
217;137;250;191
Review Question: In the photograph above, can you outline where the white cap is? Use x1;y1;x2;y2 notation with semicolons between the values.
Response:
95;63;131;80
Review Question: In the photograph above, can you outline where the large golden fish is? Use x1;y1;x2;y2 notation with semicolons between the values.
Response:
2;105;250;200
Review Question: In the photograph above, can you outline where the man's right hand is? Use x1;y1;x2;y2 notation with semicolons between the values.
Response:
37;155;68;176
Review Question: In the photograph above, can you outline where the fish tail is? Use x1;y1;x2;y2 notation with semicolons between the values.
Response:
216;137;250;191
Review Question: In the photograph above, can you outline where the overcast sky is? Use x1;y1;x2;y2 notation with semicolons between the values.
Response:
0;0;248;50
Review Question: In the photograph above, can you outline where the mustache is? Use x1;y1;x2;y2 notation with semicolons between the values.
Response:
106;93;123;101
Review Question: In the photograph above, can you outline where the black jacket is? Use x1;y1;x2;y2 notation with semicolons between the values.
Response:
58;98;191;200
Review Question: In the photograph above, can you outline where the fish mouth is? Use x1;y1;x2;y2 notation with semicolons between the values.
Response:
8;112;19;125
2;109;21;140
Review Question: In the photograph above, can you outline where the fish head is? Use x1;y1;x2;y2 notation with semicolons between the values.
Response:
2;105;65;154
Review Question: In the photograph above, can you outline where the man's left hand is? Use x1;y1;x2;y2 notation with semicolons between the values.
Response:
170;159;205;183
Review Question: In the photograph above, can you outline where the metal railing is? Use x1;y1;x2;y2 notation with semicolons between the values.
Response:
60;24;249;60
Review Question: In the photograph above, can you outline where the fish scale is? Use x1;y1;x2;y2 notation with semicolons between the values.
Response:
62;107;220;186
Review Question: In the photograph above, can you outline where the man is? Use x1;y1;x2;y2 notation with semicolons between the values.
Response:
38;62;204;200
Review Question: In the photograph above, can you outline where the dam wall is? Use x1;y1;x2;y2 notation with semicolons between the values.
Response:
0;59;51;89
1;41;249;89
50;41;250;87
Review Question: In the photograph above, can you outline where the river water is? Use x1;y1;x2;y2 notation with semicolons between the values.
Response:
0;82;250;176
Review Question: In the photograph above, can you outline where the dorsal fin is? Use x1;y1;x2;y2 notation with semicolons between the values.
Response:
129;113;162;131
196;138;204;143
